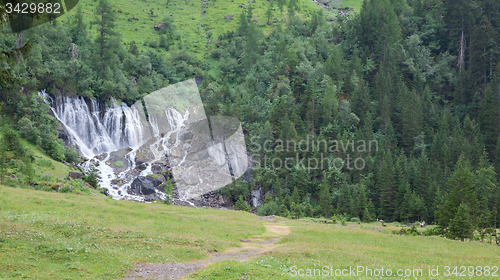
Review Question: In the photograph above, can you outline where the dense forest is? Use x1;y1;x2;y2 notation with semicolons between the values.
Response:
1;0;500;241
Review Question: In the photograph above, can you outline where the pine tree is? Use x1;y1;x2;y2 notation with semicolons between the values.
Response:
92;0;119;76
439;156;478;228
321;78;338;126
0;139;6;185
278;203;290;217
358;183;371;221
287;0;296;18
266;0;273;25
319;176;332;218
359;0;402;66
447;203;474;241
278;0;286;14
378;150;395;221
235;195;250;212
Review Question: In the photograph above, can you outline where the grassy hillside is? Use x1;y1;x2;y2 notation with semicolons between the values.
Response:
0;186;264;279
59;0;347;58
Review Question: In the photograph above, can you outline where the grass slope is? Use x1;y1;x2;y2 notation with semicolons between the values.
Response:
189;218;500;279
60;0;348;59
0;186;264;279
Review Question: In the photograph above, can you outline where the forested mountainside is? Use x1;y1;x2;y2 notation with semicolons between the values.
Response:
1;0;500;238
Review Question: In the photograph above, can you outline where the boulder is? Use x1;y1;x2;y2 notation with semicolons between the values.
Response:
130;176;161;195
69;172;83;180
181;166;200;185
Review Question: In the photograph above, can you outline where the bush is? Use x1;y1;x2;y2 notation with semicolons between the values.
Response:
350;217;361;223
59;185;72;193
64;147;80;164
2;126;23;155
392;224;419;236
163;178;173;195
44;136;65;162
17;117;41;146
84;167;98;188
114;160;125;168
277;203;290;218
423;227;444;236
234;195;250;212
257;201;278;216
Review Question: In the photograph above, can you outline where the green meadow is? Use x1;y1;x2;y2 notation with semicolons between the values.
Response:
0;186;264;279
190;219;500;279
1;185;499;279
59;0;344;59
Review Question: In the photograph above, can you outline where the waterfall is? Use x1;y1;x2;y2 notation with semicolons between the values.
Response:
40;78;249;204
41;91;147;158
40;90;168;202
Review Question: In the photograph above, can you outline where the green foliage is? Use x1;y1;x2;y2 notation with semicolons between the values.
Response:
63;147;80;164
392;224;419;236
257;201;278;216
447;203;474;241
234;195;250;212
164;178;174;195
84;168;99;188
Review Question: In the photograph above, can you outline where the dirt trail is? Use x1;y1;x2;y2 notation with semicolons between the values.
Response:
122;216;289;280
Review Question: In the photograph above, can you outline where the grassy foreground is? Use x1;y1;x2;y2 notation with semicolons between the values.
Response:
0;186;264;279
189;219;500;279
2;186;498;279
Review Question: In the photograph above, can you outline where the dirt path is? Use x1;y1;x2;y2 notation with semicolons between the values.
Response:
122;216;289;280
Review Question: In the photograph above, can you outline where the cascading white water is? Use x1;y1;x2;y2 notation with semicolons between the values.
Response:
42;91;146;157
40;78;249;205
40;89;190;202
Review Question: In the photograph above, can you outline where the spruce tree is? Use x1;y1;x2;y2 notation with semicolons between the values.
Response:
319;176;332;218
92;0;119;76
322;78;338;126
447;203;474;241
378;150;395;221
266;0;273;25
0;139;6;186
440;156;478;229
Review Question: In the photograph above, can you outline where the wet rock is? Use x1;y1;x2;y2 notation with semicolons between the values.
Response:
130;176;161;195
251;187;262;207
95;153;108;161
69;172;83;180
111;178;124;186
181;166;200;185
135;163;147;172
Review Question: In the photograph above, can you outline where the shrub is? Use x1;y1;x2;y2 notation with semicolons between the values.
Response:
64;147;80;164
257;201;278;216
350;217;361;223
59;185;72;193
3;126;23;155
84;167;98;188
277;203;290;217
17;117;41;146
234;195;250;212
163;178;173;195
423;227;444;236
114;160;125;168
392;224;419;236
340;218;347;226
